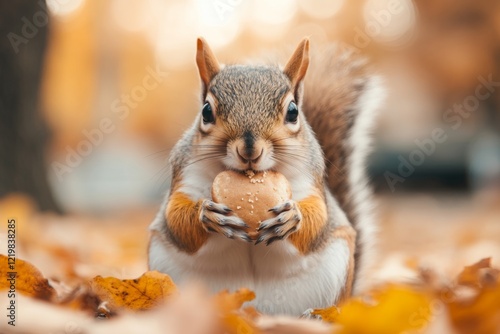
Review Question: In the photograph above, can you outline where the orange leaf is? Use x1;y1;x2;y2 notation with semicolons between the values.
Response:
0;255;55;300
215;288;256;313
90;270;177;311
214;289;258;334
224;313;256;334
448;283;500;334
311;305;340;323
457;257;492;287
448;258;500;334
334;285;432;334
242;306;261;320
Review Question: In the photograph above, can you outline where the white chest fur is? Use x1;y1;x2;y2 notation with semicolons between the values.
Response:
149;232;349;316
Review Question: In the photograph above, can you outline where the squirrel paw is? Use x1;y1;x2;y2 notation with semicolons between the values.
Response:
300;308;323;320
199;199;252;242
255;200;302;246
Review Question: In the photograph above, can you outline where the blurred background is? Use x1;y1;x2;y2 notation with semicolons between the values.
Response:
1;0;500;213
2;0;500;214
0;0;499;280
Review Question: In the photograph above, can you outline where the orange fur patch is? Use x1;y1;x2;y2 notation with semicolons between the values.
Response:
165;192;208;254
333;225;357;303
288;195;327;254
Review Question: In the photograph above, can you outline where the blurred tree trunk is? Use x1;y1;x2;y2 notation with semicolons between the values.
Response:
0;0;61;212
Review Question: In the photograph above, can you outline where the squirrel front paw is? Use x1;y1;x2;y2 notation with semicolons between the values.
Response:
256;200;302;246
199;199;252;242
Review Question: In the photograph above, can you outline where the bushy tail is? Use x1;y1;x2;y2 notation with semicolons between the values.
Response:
302;44;385;292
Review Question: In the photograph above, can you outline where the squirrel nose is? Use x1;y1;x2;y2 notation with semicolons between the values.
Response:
236;147;263;163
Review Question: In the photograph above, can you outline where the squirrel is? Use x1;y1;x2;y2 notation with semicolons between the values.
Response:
148;37;384;316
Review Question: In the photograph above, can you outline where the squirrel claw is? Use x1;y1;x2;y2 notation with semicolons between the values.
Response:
265;235;285;246
200;199;250;241
268;200;293;214
255;236;264;245
204;200;233;214
255;200;301;245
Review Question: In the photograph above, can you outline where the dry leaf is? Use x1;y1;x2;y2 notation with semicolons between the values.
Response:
90;270;177;311
58;284;101;314
326;285;432;334
448;260;500;334
457;257;493;287
214;289;258;334
448;283;500;334
215;288;256;312
311;305;340;323
223;313;256;334
242;306;261;320
0;255;55;300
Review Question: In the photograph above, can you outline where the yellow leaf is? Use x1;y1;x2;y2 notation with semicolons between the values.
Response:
335;285;432;334
90;270;177;311
0;255;55;300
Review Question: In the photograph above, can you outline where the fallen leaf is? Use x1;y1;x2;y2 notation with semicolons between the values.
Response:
243;306;261;320
332;285;432;334
311;305;340;323
90;270;177;311
214;289;258;334
214;288;256;313
0;255;55;300
457;258;492;287
448;259;500;334
58;284;101;314
448;283;500;334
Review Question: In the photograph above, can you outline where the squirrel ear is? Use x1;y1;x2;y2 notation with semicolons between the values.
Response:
283;38;310;91
196;37;220;95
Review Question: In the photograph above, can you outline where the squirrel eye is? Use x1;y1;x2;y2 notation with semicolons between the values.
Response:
285;101;299;123
202;102;215;124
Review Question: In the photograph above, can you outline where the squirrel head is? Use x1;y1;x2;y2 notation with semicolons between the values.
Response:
194;37;310;173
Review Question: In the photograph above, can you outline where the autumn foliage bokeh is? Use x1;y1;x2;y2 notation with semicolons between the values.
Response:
1;0;500;333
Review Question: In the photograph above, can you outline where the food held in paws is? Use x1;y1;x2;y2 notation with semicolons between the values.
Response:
211;170;292;239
